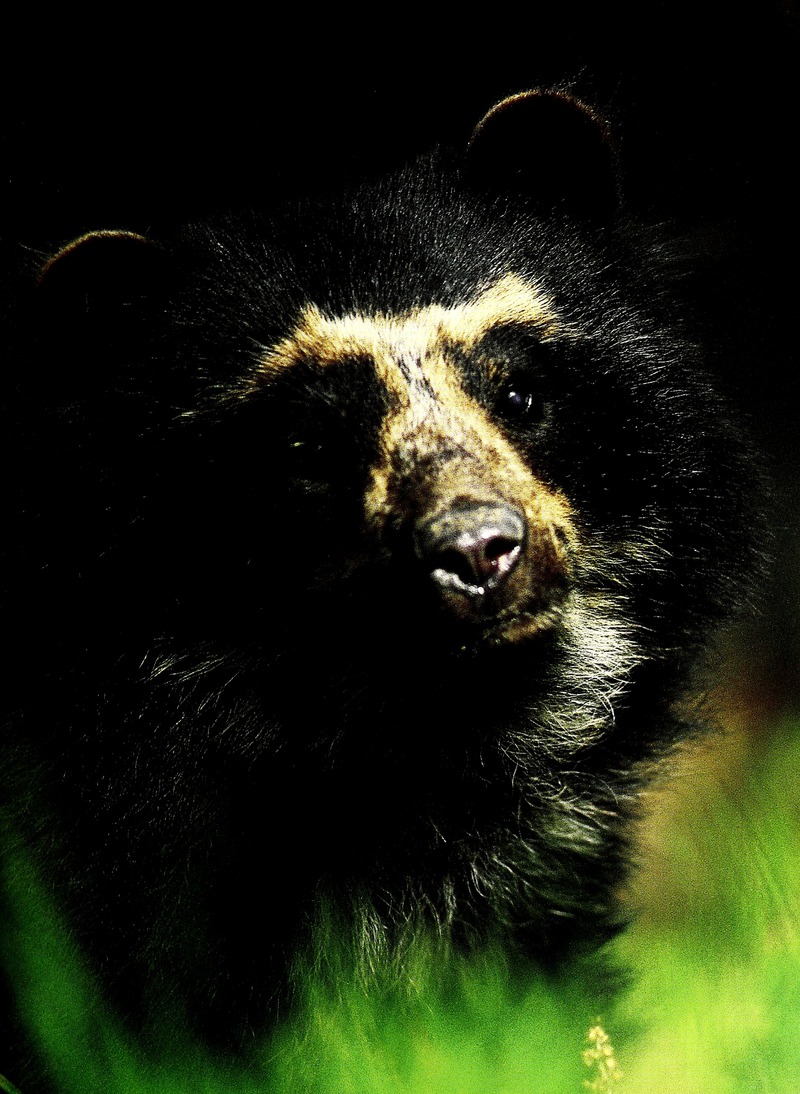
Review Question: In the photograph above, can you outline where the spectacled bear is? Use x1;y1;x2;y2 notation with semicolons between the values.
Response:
1;91;756;1087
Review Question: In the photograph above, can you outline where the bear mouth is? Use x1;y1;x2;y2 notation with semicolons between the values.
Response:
484;604;565;643
446;599;567;657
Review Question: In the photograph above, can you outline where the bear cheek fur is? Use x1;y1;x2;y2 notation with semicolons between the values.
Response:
363;346;576;637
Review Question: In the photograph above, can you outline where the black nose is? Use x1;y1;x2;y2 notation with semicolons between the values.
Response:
415;501;526;597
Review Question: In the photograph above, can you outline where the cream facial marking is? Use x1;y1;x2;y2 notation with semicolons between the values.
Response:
254;272;575;551
255;273;561;389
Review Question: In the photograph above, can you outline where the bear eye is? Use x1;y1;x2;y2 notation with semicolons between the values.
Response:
289;438;322;454
500;378;543;422
505;387;534;416
285;434;326;478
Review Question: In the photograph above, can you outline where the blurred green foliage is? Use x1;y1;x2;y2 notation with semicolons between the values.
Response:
2;721;799;1093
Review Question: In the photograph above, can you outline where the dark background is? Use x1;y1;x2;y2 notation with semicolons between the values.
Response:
2;5;798;718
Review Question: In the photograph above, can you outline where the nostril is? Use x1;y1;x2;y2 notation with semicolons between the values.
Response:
480;535;522;581
415;502;526;596
431;547;478;587
484;535;521;568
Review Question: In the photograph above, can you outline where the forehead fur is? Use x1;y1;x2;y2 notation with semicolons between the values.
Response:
257;273;560;383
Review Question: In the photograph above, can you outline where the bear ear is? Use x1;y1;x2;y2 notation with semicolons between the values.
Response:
26;231;177;400
465;90;619;220
35;229;174;340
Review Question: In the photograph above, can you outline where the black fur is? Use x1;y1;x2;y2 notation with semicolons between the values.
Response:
1;92;756;1087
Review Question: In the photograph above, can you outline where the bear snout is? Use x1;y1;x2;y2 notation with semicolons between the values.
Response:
414;500;525;597
410;491;570;638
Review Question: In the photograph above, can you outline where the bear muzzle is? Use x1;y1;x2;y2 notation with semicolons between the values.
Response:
414;499;525;596
412;495;570;636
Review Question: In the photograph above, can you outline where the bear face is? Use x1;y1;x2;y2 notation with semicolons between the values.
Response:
1;91;757;1075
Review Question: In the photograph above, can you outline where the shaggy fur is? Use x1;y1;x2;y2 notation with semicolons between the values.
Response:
1;92;756;1086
